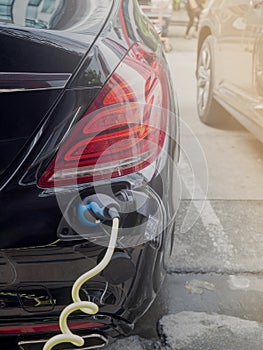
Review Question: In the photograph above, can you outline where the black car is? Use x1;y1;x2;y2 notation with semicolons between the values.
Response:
196;0;263;140
0;0;178;349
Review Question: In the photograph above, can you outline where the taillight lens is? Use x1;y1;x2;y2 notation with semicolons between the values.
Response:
38;44;168;188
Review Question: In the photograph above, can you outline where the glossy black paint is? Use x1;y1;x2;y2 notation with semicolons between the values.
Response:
0;0;113;178
0;0;178;346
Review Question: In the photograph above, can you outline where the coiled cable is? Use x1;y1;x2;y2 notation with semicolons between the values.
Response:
43;217;119;350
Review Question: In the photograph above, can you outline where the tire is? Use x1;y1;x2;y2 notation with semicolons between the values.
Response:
197;35;228;127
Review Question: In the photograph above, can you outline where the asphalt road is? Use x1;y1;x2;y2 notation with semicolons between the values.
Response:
128;23;263;349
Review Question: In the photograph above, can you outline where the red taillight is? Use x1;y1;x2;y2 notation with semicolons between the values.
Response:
38;44;168;188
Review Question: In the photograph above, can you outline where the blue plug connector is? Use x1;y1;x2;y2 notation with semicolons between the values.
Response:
78;202;105;227
78;194;120;226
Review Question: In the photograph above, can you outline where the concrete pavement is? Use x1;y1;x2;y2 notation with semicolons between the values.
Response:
126;17;263;350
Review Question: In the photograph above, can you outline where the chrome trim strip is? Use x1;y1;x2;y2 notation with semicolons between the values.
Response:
18;333;108;350
0;72;71;93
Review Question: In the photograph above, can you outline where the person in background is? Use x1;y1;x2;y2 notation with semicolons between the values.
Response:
184;0;203;39
138;0;173;52
173;0;181;11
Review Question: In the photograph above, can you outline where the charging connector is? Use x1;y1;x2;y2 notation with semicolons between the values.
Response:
43;195;120;350
78;194;120;227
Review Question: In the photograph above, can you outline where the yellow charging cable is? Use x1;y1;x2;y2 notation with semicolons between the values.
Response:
43;217;119;350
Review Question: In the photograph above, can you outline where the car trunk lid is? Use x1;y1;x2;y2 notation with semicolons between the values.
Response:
0;0;113;176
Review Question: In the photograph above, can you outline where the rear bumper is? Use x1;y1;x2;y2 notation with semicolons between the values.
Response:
0;183;174;342
0;238;171;347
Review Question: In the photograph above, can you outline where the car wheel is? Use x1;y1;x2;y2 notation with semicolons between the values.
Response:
197;35;228;127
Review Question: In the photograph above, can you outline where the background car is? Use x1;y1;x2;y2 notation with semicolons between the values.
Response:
0;0;178;349
196;0;263;140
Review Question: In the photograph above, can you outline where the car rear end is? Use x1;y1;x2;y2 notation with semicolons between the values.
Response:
0;0;179;349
